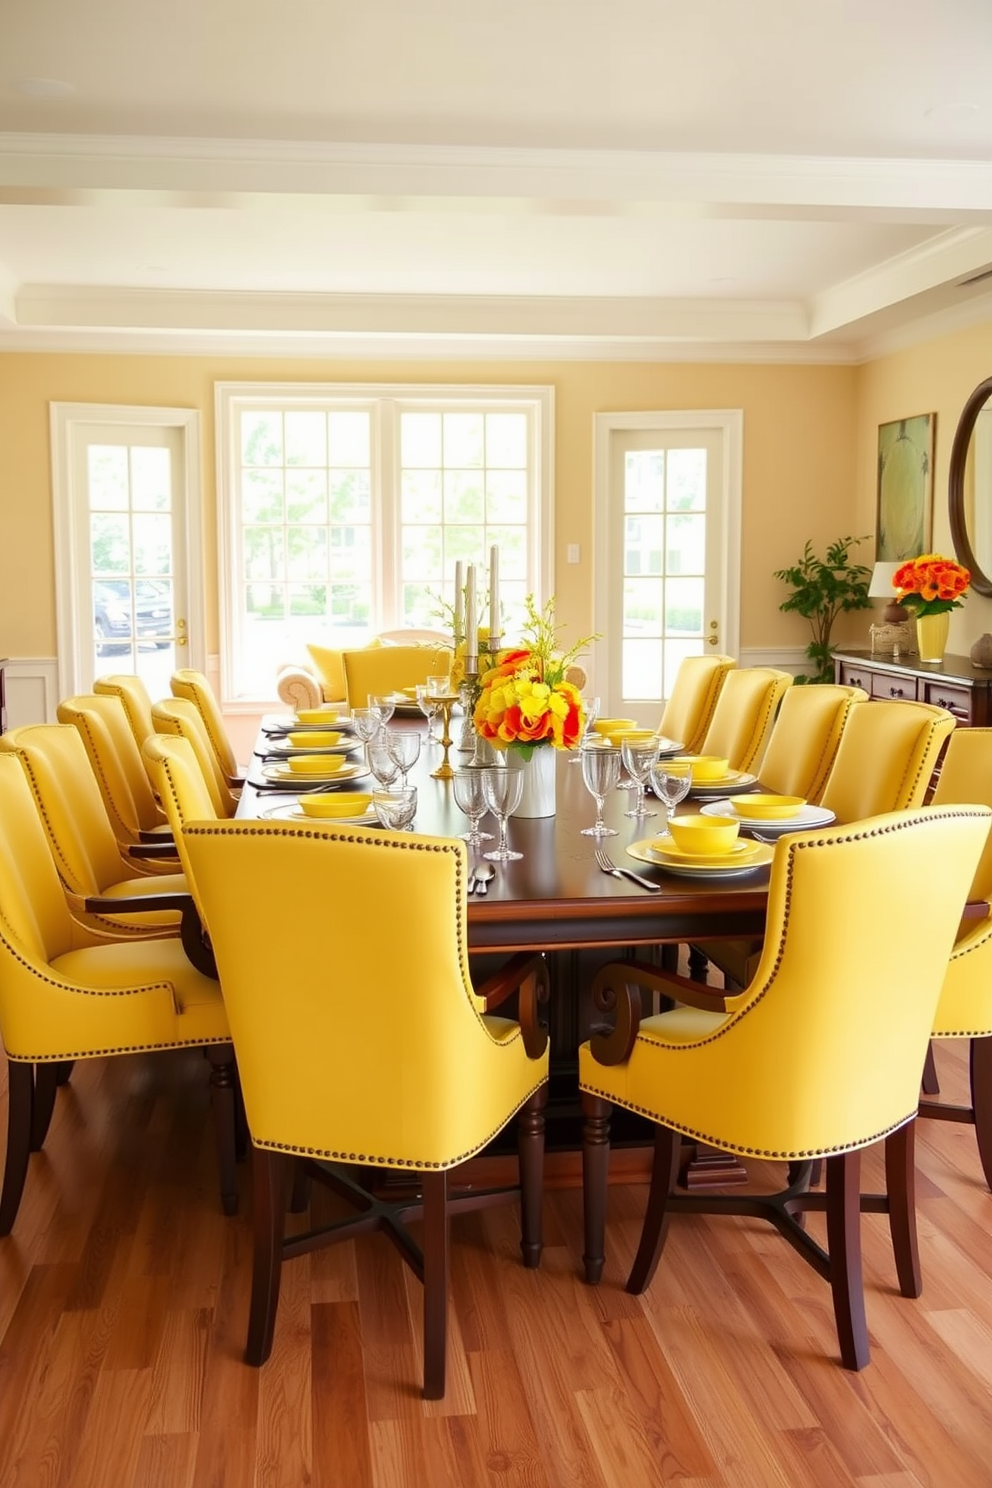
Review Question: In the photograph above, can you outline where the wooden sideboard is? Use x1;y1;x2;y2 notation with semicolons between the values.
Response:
833;648;992;726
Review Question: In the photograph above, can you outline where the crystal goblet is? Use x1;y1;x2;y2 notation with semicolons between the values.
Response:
481;763;524;861
452;768;494;846
580;742;620;836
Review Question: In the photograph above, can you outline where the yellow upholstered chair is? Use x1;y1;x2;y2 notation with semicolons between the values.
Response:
57;693;175;861
340;643;452;709
656;654;736;753
0;725;188;941
142;734;221;974
695;696;957;990
170;668;243;785
920;728;992;1188
0;755;237;1230
694;667;793;774
152;698;239;818
754;683;868;801
183;817;550;1398
579;805;991;1371
93;673;156;753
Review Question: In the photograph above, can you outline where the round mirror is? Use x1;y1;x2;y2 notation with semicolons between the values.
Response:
949;374;992;597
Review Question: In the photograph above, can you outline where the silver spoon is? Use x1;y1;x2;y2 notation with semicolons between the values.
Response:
473;862;496;896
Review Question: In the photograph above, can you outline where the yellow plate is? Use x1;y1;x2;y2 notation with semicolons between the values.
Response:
687;771;758;794
261;760;367;784
648;835;763;868
627;837;774;876
732;793;806;820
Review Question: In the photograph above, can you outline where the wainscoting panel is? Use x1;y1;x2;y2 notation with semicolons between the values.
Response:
3;657;60;727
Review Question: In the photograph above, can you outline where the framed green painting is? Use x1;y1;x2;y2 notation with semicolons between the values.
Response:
876;413;935;562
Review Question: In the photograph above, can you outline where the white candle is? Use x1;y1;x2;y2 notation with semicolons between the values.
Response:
465;564;478;667
488;545;499;641
453;560;464;642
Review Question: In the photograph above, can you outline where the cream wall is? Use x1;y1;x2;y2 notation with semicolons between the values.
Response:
0;351;859;684
854;320;992;657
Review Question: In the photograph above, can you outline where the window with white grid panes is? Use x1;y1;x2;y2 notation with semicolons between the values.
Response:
219;385;552;702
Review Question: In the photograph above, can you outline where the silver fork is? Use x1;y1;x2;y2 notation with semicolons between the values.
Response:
594;847;661;892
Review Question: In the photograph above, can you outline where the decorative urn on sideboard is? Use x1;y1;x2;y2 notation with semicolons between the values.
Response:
970;633;992;669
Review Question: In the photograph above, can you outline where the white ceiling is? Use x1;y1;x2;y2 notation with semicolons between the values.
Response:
2;0;992;360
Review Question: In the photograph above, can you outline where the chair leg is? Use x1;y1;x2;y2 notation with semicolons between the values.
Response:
970;1035;992;1192
518;1083;547;1269
581;1091;611;1284
0;1062;35;1237
205;1044;238;1216
55;1060;74;1086
421;1170;449;1400
884;1120;921;1298
824;1151;870;1370
30;1063;60;1151
245;1145;288;1366
921;1041;940;1095
627;1125;682;1296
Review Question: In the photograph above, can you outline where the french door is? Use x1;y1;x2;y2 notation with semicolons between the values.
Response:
51;405;203;698
593;411;742;719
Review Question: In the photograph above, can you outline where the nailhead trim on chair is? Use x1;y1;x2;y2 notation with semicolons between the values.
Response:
61;709;130;842
248;1075;548;1172
8;1036;232;1061
6;746;80;892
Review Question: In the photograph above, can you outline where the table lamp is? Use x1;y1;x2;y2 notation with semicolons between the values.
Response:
868;561;913;655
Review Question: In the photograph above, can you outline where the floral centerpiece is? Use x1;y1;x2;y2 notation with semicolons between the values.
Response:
472;596;591;759
892;554;970;615
892;554;970;662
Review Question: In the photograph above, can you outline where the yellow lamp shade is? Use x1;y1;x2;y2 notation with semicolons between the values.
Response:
666;815;740;855
733;794;807;820
287;754;347;775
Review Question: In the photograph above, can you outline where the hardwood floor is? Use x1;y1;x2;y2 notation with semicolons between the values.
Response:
0;1041;990;1488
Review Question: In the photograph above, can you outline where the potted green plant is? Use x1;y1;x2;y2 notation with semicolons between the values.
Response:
774;536;873;684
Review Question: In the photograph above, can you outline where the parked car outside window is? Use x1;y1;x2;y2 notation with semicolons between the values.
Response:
94;579;173;655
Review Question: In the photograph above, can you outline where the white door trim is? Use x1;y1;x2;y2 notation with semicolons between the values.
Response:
592;408;743;705
50;403;204;698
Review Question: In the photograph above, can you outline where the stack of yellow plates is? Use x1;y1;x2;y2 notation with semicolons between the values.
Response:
626;836;774;877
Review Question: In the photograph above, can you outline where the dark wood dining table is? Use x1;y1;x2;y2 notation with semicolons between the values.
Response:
241;714;772;1172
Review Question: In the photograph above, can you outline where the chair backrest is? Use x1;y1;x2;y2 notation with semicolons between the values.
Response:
756;684;868;802
701;805;990;1156
657;655;736;754
0;753;78;972
93;674;156;751
183;819;510;1167
151;699;238;818
927;729;992;1038
143;734;218;919
170;669;239;780
0;724;131;897
819;699;955;823
57;692;165;842
341;644;452;708
697;667;793;773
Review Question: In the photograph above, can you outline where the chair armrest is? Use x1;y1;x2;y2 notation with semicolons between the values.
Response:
138;826;175;844
588;957;731;1066
82;893;217;978
473;951;549;1059
127;841;180;860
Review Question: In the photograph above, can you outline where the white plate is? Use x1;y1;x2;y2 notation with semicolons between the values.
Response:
684;771;758;796
260;800;377;824
261;760;368;784
654;736;685;756
263;717;356;736
627;837;774;877
699;799;837;832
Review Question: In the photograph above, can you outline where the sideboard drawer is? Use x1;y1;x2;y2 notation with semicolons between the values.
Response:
870;673;917;701
923;680;974;721
838;662;872;691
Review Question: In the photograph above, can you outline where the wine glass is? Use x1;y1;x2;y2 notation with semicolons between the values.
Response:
452;767;494;846
372;785;418;831
385;727;421;785
368;737;400;787
416;683;441;743
569;693;601;762
650;762;693;833
580;743;620;836
352;706;382;773
368;694;395;726
621;736;661;817
481;763;524;862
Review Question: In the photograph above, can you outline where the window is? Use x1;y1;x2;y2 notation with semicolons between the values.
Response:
217;383;553;704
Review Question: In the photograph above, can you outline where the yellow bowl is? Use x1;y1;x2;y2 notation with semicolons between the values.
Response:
666;815;741;855
733;794;806;820
663;755;730;781
592;717;639;745
287;730;343;748
287;754;347;775
299;792;372;818
295;708;337;725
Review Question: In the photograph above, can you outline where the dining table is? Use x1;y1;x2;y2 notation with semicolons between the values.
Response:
241;711;773;1177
